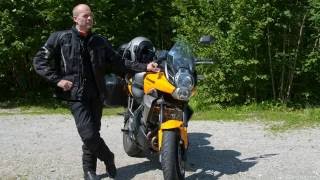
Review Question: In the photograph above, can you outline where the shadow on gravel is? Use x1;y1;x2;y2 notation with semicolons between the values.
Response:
186;132;278;180
111;132;278;180
115;155;161;180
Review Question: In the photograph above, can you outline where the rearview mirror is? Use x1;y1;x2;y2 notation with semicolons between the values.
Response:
156;50;168;62
199;35;215;45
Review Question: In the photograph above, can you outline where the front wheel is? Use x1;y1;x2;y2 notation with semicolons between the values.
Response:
160;130;185;180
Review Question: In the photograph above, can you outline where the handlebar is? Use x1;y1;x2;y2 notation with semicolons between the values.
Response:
194;58;214;65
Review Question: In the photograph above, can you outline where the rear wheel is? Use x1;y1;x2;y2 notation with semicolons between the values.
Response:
160;130;185;180
123;117;144;157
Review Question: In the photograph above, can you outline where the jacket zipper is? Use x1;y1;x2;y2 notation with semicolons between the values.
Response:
60;48;67;73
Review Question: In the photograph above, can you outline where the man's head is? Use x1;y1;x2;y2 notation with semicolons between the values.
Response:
72;4;93;33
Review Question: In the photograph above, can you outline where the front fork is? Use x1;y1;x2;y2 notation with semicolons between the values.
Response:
158;121;188;150
157;98;188;151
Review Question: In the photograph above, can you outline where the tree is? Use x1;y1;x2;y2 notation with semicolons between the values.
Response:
0;0;177;100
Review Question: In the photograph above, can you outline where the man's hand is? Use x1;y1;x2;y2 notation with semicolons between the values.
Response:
57;80;73;91
147;62;160;72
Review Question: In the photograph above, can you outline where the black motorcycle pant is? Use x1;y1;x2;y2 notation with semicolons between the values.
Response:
69;98;114;173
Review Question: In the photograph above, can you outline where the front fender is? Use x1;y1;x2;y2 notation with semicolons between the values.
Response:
158;120;188;151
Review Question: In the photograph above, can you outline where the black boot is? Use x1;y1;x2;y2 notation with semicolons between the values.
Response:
84;171;99;180
82;145;97;176
105;153;117;178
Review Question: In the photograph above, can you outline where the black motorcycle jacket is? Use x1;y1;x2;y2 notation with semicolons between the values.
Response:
33;26;126;103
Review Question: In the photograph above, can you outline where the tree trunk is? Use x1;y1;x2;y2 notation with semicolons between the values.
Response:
254;45;257;101
267;26;276;100
279;35;286;102
286;13;307;101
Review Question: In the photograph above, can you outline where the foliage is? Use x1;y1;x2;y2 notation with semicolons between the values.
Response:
1;0;320;107
0;0;75;100
0;0;177;100
172;0;320;106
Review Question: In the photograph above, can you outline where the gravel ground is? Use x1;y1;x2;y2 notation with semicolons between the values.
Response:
0;114;320;180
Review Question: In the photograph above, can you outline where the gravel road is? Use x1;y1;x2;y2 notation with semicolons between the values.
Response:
0;114;320;180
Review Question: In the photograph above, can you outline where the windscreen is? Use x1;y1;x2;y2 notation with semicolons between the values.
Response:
165;42;195;82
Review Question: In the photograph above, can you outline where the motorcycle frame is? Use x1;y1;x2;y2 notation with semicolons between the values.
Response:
127;71;189;152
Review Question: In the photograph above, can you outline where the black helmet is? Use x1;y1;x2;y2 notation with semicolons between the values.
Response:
126;37;155;63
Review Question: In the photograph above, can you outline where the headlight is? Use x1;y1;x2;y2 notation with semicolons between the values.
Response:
172;87;191;101
175;70;194;89
172;69;194;101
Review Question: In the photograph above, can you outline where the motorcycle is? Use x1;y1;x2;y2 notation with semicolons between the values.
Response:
122;36;213;179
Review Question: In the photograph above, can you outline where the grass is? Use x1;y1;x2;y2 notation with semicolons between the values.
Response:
191;104;320;131
0;105;124;116
256;108;320;131
0;98;125;116
1;99;320;131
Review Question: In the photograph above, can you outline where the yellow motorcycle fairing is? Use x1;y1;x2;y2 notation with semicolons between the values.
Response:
127;82;133;95
126;72;188;151
144;72;175;94
158;120;188;150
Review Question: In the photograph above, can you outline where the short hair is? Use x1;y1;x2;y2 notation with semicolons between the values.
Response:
72;4;90;17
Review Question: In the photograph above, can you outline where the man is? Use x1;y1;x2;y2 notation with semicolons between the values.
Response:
33;4;124;179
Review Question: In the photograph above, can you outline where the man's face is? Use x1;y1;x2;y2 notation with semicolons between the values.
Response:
73;6;93;32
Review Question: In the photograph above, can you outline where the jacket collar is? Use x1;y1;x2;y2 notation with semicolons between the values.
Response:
72;26;92;39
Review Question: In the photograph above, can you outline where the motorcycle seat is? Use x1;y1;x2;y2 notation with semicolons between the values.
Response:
132;72;146;102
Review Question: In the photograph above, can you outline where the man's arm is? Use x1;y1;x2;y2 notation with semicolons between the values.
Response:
105;42;128;77
123;53;160;73
124;57;148;72
33;32;62;85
